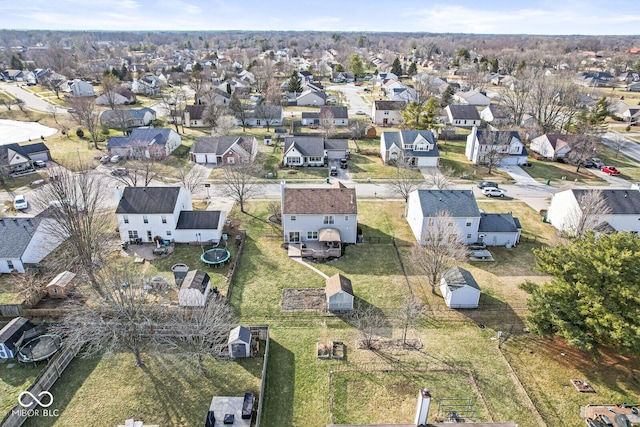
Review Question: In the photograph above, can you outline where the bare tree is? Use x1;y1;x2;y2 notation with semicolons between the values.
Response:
387;160;422;203
100;74;121;111
410;211;469;294
217;158;262;213
266;200;282;223
255;103;281;132
213;115;238;136
349;301;387;350
566;127;600;173
40;73;66;99
564;190;612;238
349;119;368;142
160;86;187;134
476;128;513;174
498;75;533;127
109;158;162;187
425;165;454;190
319;108;336;137
68;96;101;148
203;103;230;130
528;74;574;133
396;295;423;347
14;272;50;308
230;94;250;132
176;164;209;193
32;164;112;292
607;133;629;158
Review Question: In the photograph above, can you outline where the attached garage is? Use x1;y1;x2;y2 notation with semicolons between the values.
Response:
21;142;51;162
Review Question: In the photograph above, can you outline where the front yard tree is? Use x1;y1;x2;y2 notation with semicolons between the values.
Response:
177;164;209;193
562;189;612;238
230;94;250;132
319;108;336;137
387;158;421;203
68;96;101;148
523;232;640;356
287;70;302;94
566;117;601;173
391;57;403;76
410;211;469;294
349;54;365;79
218;158;262;213
100;74;121;110
478;128;511;174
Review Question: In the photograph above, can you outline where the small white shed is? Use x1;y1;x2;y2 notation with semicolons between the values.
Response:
228;326;252;358
440;266;481;309
178;270;211;307
326;273;354;311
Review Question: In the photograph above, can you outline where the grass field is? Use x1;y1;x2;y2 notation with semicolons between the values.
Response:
0;362;40;415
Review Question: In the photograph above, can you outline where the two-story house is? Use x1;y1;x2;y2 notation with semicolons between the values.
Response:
371;100;406;126
445;105;482;127
380;130;439;167
406;190;521;246
114;187;226;244
465;127;528;166
320;106;349;127
281;181;358;245
283;136;349;167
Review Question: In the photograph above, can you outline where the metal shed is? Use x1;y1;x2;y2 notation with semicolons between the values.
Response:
228;326;252;358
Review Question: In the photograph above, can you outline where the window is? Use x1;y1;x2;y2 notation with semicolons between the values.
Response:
307;231;318;240
123;215;129;224
143;215;148;224
466;221;472;227
227;157;235;164
128;230;139;239
288;157;301;164
290;215;296;221
7;260;14;270
466;234;472;239
345;216;349;221
256;119;261;126
161;215;167;224
323;215;334;224
166;231;172;236
289;231;300;242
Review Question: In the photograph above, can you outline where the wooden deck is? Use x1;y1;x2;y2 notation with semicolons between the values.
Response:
287;242;341;259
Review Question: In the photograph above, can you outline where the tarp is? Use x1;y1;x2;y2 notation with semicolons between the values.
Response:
318;228;341;242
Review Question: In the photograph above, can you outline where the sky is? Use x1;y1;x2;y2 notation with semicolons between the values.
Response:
1;0;639;35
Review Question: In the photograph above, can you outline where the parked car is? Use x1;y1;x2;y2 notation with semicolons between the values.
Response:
340;159;348;169
330;166;338;176
482;187;506;197
49;199;85;210
13;195;28;210
578;159;594;168
110;155;122;163
355;110;366;115
600;165;621;175
111;168;128;176
100;155;111;164
614;414;631;427
33;160;47;168
478;181;498;189
590;157;605;168
598;414;613;427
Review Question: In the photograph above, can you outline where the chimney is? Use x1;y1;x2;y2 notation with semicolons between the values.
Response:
114;186;124;203
414;388;431;426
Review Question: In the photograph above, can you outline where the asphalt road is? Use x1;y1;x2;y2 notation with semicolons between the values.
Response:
0;82;67;115
326;83;371;116
602;131;640;162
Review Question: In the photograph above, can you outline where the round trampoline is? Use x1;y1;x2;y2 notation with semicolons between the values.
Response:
201;248;231;266
17;334;63;363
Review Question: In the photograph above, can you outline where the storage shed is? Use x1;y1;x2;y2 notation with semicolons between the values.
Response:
46;271;76;298
326;273;354;311
228;326;252;358
0;317;33;359
178;270;211;307
439;266;481;309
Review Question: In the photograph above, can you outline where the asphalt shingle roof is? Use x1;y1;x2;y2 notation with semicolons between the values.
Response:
381;130;439;157
0;217;40;259
176;211;221;230
326;273;354;297
283;183;357;215
478;213;522;233
413;190;480;218
115;187;181;214
447;104;481;120
442;266;480;291
572;189;640;215
284;136;325;157
374;100;406;111
19;142;49;155
191;136;252;156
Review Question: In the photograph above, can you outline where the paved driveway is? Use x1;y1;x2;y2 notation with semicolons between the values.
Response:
326;83;370;116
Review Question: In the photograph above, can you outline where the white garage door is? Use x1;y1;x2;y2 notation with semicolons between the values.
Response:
326;150;344;159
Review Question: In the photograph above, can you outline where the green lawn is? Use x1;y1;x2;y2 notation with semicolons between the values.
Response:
524;159;605;185
0;362;41;415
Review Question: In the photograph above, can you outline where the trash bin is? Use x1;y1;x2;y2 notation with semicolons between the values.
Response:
545;179;551;185
326;177;330;184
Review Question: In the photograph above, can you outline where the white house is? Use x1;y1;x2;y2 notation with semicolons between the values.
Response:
190;136;257;166
406;190;521;246
326;273;354;311
0;216;65;274
296;90;326;106
320;106;349;126
114;187;226;244
183;105;208;128
445;105;482;127
228;326;252;358
100;108;156;130
480;105;512;126
440;266;481;309
452;90;491;106
529;134;576;160
238;105;284;128
282;136;348;167
372;100;406;126
107;128;181;159
281;181;358;244
546;188;640;236
380;130;439;167
62;79;94;97
178;269;211;307
465;127;528;166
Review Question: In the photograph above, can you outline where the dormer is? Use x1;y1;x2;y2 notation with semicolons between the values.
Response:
412;134;434;152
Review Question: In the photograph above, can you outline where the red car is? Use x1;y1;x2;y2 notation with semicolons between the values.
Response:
601;165;621;175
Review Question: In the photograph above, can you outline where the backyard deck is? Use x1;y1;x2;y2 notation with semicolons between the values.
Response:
287;241;341;259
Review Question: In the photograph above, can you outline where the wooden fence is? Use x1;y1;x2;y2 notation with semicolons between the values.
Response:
250;325;270;427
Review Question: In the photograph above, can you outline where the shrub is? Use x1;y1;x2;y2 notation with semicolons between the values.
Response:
76;128;85;138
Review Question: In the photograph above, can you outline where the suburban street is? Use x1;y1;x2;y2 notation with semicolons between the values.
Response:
602;131;640;162
0;82;67;114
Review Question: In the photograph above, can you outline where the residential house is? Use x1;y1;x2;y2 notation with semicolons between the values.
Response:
46;271;76;299
320;106;349;126
16;142;51;163
465;127;528;166
0;215;66;274
453;90;491;106
480;105;512;126
114;186;226;244
628;82;640;92
380;130;439;167
372;100;406;126
0;143;40;176
529;133;576;160
440;266;481;309
326;273;354;311
95;88;136;106
178;269;211;307
183;105;208;128
61;79;94;97
281;181;358;244
107;128;181;159
283;136;349;166
239;105;284;128
301;112;320;126
0;317;34;359
610;100;640;124
228;326;252;358
406;190;521;246
190;136;257;165
0;69;25;82
331;71;355;83
295;90;326;106
100;108;156;130
131;76;160;95
445;104;482;127
197;88;231;106
546;188;640;236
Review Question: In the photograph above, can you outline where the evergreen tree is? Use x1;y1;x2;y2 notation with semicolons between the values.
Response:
407;62;418;76
441;84;455;107
287;71;302;93
349;54;365;79
10;53;23;70
490;58;499;73
391;58;403;76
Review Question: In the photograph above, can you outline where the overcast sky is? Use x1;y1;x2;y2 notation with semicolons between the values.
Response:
1;0;640;35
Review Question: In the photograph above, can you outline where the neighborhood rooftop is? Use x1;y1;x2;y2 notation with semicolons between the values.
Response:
283;183;357;215
0;217;40;259
571;189;640;214
115;187;181;214
414;190;480;218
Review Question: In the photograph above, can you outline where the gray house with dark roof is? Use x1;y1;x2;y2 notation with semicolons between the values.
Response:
283;136;349;166
114;186;225;244
406;190;521;246
445;104;482;127
107;127;181;159
100;107;156;130
380;130;439;166
190;136;257;166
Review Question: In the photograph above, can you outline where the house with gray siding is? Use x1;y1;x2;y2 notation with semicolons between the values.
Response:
380;130;439;166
